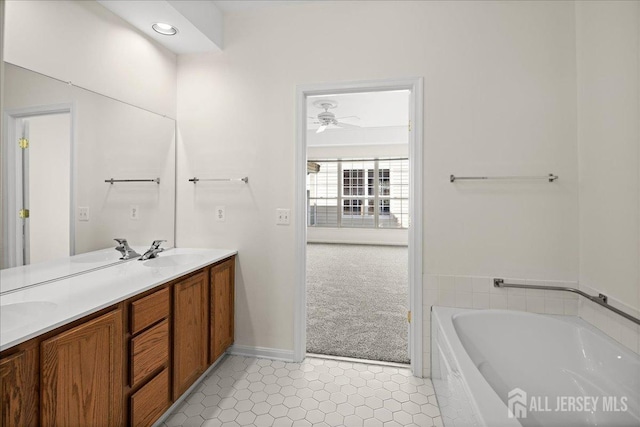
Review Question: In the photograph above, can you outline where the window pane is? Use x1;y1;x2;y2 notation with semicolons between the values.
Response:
378;198;409;228
308;162;338;199
379;168;390;196
307;161;338;227
309;159;409;229
378;159;409;229
308;198;338;227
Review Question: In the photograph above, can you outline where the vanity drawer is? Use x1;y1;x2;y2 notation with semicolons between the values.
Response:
130;368;170;427
130;287;169;334
131;320;169;387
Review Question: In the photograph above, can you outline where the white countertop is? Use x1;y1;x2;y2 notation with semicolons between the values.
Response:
0;247;141;294
0;247;237;352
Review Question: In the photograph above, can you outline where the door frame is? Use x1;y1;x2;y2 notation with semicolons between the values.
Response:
294;77;424;376
2;103;76;268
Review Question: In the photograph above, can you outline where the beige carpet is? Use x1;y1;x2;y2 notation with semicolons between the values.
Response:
306;243;410;364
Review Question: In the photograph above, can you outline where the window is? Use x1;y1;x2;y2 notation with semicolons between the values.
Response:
307;159;409;229
343;169;367;196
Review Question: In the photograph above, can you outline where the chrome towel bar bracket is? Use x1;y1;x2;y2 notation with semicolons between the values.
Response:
494;278;640;325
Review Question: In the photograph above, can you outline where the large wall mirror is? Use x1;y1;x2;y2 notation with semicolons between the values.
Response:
1;63;176;272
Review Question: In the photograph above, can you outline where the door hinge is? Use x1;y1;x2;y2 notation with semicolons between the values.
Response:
19;138;29;149
19;209;30;219
407;310;412;323
408;120;412;132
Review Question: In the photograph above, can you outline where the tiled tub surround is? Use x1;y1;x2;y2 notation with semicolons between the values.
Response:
422;275;581;378
578;284;640;355
431;307;640;427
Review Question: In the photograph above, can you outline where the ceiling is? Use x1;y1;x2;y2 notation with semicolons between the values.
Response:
307;90;410;129
306;90;410;147
98;0;224;54
98;1;328;55
213;1;326;13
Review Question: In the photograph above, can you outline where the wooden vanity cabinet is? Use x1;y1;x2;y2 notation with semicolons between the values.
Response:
0;342;38;427
0;254;236;427
40;309;124;427
210;257;235;363
172;272;209;400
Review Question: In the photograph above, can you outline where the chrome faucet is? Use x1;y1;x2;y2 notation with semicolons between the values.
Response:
139;240;166;261
114;238;141;260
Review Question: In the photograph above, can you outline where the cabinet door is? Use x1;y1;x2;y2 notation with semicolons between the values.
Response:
210;257;235;362
40;309;124;427
173;272;208;399
0;344;38;427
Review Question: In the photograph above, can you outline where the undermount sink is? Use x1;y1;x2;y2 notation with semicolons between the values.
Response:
1;301;58;332
142;254;203;268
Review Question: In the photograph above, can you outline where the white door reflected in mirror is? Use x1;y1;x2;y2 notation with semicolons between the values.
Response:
6;110;73;267
26;113;71;265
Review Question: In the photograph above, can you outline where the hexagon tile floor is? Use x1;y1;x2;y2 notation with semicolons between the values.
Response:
161;355;442;427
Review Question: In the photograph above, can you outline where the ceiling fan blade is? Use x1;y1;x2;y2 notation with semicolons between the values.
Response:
336;116;361;121
335;122;360;130
316;125;328;133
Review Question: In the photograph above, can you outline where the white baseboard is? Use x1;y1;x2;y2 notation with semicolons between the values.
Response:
228;344;295;362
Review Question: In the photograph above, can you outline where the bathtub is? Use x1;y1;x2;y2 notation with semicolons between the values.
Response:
431;307;640;427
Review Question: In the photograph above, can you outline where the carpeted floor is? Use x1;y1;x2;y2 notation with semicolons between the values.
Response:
306;243;409;364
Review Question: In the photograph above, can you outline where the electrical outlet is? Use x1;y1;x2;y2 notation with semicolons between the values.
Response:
276;208;290;225
215;206;226;222
78;206;89;222
130;205;140;220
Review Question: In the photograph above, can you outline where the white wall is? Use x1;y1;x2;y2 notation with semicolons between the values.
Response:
4;0;177;118
576;0;640;313
307;143;407;160
307;126;408;147
307;228;407;246
575;0;640;356
176;1;579;353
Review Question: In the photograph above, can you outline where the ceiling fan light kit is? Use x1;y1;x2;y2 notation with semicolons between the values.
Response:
310;99;361;133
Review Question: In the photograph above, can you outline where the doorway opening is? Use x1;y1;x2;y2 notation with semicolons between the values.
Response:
295;78;423;376
2;104;75;268
306;91;410;364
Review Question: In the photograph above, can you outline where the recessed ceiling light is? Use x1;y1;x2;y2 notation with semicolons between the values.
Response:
152;22;178;36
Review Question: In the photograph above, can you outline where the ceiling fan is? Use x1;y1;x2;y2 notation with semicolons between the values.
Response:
309;100;360;133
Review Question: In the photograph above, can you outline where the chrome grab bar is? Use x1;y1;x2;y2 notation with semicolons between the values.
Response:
494;278;640;326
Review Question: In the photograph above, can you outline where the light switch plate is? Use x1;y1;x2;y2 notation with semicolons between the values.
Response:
216;206;226;222
78;206;89;222
130;205;139;220
276;208;290;225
